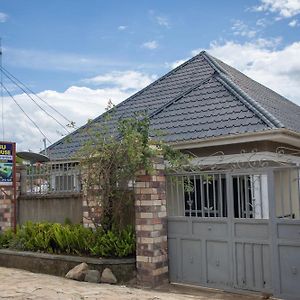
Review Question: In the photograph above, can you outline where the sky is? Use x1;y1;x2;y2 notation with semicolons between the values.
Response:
0;0;300;152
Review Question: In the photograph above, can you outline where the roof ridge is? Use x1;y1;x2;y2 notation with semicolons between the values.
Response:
202;52;284;129
46;52;208;153
92;51;207;122
148;74;214;120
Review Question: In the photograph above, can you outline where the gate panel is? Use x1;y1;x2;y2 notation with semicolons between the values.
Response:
273;168;300;299
168;217;231;288
167;172;231;289
167;171;272;294
181;239;202;284
206;241;230;286
234;241;271;291
168;238;178;282
278;243;300;296
231;173;272;293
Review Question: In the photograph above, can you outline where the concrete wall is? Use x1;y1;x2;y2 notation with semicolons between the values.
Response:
0;249;136;283
18;193;83;225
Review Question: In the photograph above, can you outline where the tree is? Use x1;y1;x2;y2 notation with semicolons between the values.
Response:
78;105;189;231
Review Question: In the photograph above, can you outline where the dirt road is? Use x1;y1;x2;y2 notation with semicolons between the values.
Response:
0;267;260;300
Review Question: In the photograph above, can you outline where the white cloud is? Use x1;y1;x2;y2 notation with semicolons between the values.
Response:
165;59;188;69
142;40;159;50
0;12;8;23
256;18;269;27
148;10;171;28
2;70;156;152
118;25;127;31
207;40;300;105
156;16;170;28
167;38;300;107
289;18;299;26
231;20;257;38
254;0;300;18
83;70;157;90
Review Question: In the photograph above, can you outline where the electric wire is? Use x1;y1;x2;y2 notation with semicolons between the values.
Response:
0;66;76;128
1;82;52;144
0;39;4;140
0;68;70;134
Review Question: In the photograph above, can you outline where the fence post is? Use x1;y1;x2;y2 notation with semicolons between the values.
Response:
134;155;168;287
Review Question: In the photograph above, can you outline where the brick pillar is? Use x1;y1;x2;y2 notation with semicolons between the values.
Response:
82;197;99;229
0;166;22;231
134;156;168;287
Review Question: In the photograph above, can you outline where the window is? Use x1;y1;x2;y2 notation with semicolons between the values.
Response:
233;174;269;219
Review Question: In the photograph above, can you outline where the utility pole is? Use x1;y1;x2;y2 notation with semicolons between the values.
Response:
43;138;47;156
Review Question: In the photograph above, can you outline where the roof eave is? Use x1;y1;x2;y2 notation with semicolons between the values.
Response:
169;128;300;150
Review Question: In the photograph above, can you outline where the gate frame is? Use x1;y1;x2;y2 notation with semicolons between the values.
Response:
166;165;300;299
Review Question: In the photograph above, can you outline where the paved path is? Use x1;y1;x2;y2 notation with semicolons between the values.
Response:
0;267;260;300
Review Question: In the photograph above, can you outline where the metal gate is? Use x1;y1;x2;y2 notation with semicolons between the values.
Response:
167;167;300;299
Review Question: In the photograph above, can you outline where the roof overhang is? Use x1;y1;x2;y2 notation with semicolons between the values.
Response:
169;129;300;150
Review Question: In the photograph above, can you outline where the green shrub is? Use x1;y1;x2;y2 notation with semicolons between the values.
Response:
0;222;135;258
0;229;14;248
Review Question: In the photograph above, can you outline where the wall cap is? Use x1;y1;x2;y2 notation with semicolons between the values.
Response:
0;249;135;265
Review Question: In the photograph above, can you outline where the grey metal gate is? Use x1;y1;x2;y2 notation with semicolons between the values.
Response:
167;168;300;299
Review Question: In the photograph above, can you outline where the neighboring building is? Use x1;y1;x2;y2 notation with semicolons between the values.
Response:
44;51;300;299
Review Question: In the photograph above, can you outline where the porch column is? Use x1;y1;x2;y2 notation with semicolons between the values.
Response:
134;156;168;287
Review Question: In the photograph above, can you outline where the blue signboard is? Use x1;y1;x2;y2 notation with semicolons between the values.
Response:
0;142;14;186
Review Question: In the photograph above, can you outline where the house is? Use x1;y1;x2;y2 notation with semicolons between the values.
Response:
44;51;300;299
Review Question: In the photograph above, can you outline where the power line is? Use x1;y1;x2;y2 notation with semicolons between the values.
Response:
1;82;52;144
0;66;76;128
0;68;70;134
0;39;4;140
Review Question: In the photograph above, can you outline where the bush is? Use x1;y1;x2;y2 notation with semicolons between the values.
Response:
0;229;14;248
90;225;135;257
0;222;135;258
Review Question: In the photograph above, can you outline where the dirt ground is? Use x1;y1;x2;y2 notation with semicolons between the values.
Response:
0;267;262;300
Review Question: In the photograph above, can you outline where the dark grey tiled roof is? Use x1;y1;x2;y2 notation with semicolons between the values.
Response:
46;51;300;160
150;76;268;142
210;55;300;132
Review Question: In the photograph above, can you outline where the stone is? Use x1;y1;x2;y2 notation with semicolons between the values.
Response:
65;262;89;281
100;268;117;284
84;270;101;283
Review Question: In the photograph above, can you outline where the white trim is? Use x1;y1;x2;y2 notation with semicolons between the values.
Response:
170;129;300;150
190;151;300;167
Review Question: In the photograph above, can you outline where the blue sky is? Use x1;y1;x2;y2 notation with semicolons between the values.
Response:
0;0;300;151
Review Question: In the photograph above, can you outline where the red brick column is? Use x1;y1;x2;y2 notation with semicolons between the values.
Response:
0;166;22;231
134;156;168;287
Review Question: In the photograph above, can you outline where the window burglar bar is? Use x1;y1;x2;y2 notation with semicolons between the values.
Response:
167;173;227;218
232;174;269;219
167;172;269;219
25;162;81;194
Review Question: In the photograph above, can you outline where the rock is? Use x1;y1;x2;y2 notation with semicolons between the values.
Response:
65;262;89;281
100;268;117;284
84;270;101;283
